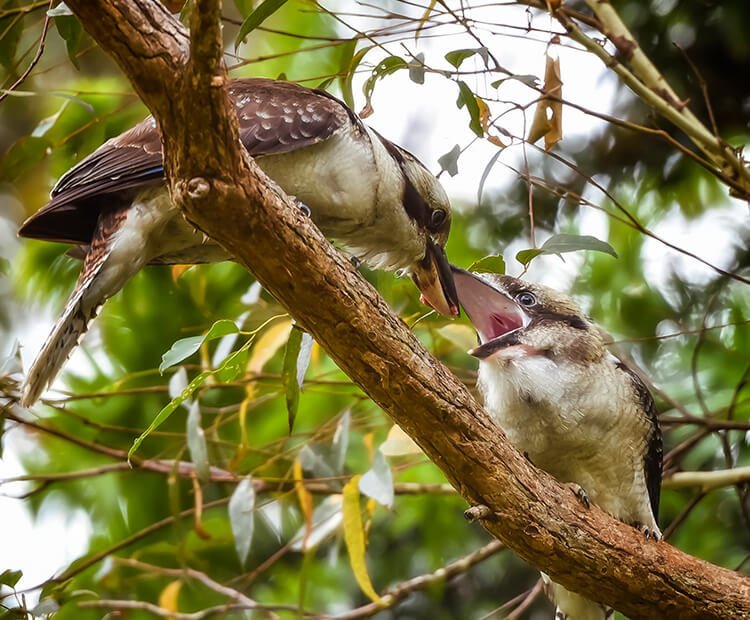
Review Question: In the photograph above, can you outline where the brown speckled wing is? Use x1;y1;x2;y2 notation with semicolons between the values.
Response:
616;361;662;520
19;78;353;245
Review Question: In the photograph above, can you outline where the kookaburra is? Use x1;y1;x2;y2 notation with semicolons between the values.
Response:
452;267;662;620
18;78;459;407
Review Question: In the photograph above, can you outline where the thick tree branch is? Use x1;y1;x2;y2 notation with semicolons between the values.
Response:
60;0;750;617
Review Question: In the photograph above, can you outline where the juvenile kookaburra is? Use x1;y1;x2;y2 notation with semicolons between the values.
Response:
452;267;662;620
18;78;459;407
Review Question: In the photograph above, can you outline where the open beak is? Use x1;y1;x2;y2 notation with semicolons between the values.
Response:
451;266;529;359
411;238;460;317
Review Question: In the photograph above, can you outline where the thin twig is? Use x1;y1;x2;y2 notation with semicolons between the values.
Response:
0;0;54;105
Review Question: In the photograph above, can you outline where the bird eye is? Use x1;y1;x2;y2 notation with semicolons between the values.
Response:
430;209;447;229
516;292;537;307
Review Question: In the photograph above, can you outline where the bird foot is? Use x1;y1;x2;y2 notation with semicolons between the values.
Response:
567;483;590;509
350;255;362;270
464;504;496;523
632;521;661;541
295;200;311;217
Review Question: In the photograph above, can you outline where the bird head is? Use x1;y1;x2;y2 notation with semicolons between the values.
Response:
385;146;458;318
451;267;604;364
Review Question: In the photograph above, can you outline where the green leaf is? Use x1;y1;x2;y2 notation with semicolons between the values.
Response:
159;319;239;373
468;255;506;274
54;14;83;70
363;55;408;109
235;0;288;48
408;52;425;84
438;144;460;177
186;401;210;483
0;569;22;588
539;234;618;258
215;347;248;383
229;476;256;567
340;44;372;109
445;47;488;69
455;81;482;137
491;74;540;89
283;326;304;434
0;257;9;276
516;234;617;266
515;248;544;266
130;338;253;460
0;1;23;69
232;0;254;16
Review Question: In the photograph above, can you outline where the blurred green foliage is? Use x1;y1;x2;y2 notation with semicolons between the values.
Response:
1;1;749;619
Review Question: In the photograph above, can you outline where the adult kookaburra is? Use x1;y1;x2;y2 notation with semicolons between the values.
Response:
17;78;459;407
452;267;662;620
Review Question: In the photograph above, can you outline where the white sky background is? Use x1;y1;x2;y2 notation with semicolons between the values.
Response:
1;0;748;603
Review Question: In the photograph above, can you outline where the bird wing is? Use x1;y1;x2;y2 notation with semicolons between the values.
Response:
18;78;353;245
616;361;663;520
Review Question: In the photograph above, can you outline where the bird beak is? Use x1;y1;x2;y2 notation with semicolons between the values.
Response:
411;238;460;317
450;266;529;359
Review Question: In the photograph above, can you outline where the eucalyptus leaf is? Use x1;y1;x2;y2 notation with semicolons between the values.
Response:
332;410;350;474
130;339;253;460
359;451;394;508
229;476;256;566
438;144;460;177
55;14;82;69
0;569;22;588
468;255;506;274
516;234;617;266
296;332;314;390
477;150;502;206
445;47;488;69
456;81;483;137
409;52;425;84
186;401;210;483
298;444;336;481
282;326;304;433
235;0;288;48
159;319;239;373
168;366;190;405
363;56;408;108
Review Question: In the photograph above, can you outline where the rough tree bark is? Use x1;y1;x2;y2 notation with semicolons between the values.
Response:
59;0;750;617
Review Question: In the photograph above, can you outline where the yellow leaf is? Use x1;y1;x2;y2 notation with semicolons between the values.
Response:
342;475;383;604
158;580;182;620
527;54;563;151
363;432;374;463
294;459;313;551
477;96;491;132
247;319;292;374
379;424;422;457
171;264;192;282
415;0;437;39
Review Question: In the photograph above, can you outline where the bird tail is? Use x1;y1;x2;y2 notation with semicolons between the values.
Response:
21;207;138;407
542;575;612;620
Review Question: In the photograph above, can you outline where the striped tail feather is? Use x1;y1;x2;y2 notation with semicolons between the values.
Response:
21;207;136;407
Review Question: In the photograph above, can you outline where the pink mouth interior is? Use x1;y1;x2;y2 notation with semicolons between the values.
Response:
452;270;527;345
483;312;524;342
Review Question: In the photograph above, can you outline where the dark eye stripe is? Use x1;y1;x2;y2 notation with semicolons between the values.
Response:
532;311;588;330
